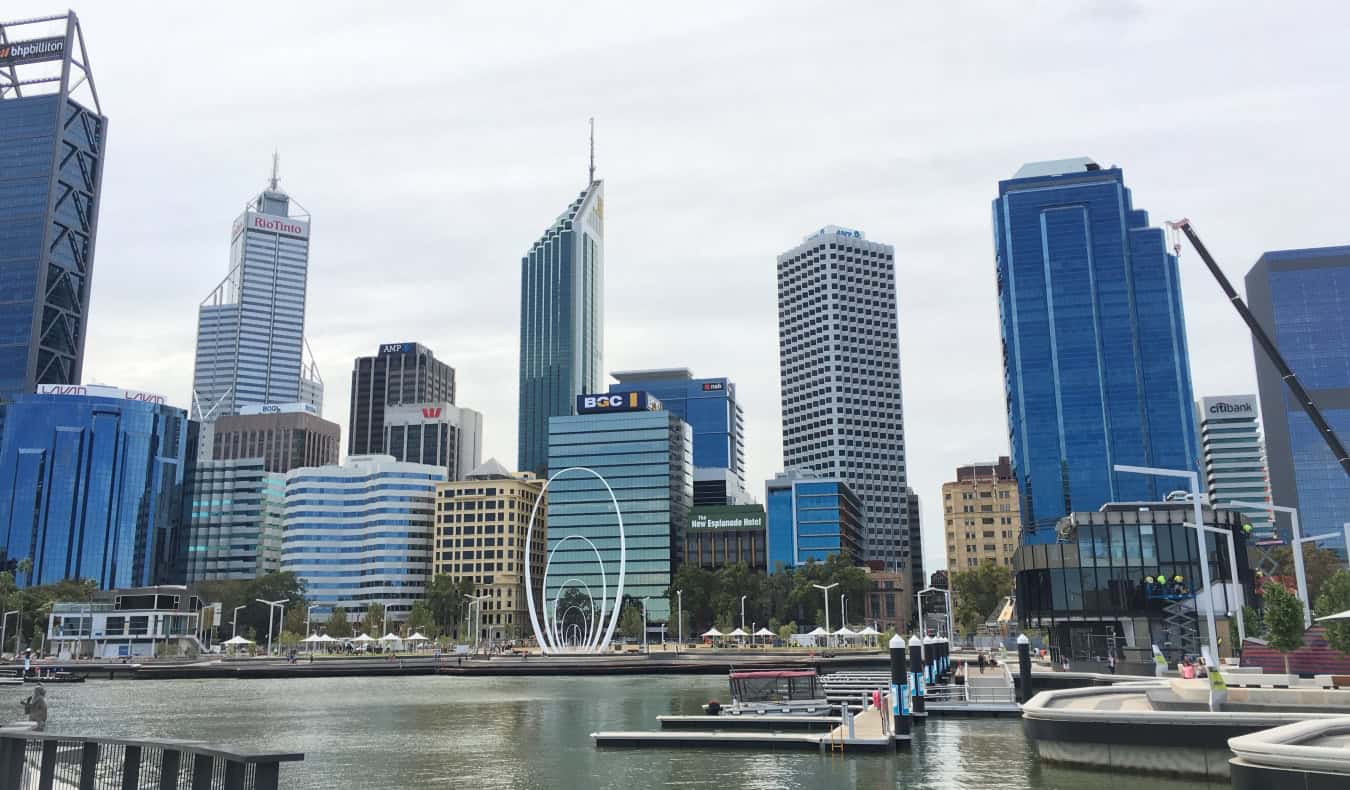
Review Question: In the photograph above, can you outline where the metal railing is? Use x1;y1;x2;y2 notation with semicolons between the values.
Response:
0;725;303;789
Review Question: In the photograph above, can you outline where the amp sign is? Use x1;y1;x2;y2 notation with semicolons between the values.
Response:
576;391;663;414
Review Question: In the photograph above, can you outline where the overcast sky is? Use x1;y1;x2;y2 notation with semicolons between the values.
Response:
18;1;1349;575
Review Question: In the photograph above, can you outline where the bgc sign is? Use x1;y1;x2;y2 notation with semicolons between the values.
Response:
577;391;662;414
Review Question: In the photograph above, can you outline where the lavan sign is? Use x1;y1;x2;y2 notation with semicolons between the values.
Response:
37;384;168;406
576;391;663;414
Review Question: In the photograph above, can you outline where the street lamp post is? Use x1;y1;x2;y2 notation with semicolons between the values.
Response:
231;605;245;640
1115;464;1219;665
255;598;289;657
812;583;839;647
641;597;650;653
676;590;683;654
740;595;747;634
840;594;847;629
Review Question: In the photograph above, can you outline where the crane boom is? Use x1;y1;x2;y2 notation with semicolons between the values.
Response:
1168;218;1350;481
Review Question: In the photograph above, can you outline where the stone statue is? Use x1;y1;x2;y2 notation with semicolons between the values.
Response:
22;684;47;732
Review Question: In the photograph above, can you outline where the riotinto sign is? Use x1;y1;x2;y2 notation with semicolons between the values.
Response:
0;37;65;66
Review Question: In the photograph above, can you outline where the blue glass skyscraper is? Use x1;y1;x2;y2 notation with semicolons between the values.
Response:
1246;246;1350;553
0;13;105;401
993;159;1200;543
609;369;745;503
764;471;863;573
518;179;604;477
0;386;190;588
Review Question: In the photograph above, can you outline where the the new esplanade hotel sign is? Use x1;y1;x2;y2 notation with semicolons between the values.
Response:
687;505;766;531
0;36;65;67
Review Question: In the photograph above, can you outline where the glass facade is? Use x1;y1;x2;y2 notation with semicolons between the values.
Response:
0;392;189;588
518;181;605;477
545;409;691;622
764;473;864;573
185;458;285;582
1246;246;1350;553
1014;503;1249;664
993;160;1200;543
191;182;319;420
0;15;106;400
281;455;445;621
609;370;745;493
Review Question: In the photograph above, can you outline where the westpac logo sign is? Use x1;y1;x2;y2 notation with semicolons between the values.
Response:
422;406;442;419
576;391;661;415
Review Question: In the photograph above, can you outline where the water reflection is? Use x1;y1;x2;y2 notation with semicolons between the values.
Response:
7;676;1222;789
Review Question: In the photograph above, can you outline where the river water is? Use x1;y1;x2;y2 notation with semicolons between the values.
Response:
4;675;1222;789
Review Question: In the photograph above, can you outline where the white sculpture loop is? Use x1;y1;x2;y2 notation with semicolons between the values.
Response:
524;467;626;655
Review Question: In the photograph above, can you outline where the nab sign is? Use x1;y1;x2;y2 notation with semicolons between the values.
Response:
577;391;662;415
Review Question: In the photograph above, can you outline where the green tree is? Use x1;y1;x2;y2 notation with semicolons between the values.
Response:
1314;570;1350;656
193;572;307;644
325;606;353;638
950;561;1013;636
618;599;645;642
1269;544;1343;605
364;602;387;635
15;558;32;588
407;600;436;637
778;623;795;644
1263;583;1307;673
426;575;475;639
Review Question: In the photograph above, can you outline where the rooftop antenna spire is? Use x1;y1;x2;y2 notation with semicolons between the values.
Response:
588;117;595;183
269;150;280;191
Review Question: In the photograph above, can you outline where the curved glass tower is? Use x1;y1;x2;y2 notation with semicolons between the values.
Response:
993;159;1200;543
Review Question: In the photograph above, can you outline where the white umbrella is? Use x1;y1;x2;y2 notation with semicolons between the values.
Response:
222;635;254;646
301;634;325;643
833;627;858;639
727;627;749;638
318;634;339;642
805;627;828;637
378;633;402;643
701;627;723;638
753;627;775;637
1316;609;1350;622
857;626;880;636
406;632;430;641
350;633;375;643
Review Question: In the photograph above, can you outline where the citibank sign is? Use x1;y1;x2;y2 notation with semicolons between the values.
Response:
1202;395;1257;417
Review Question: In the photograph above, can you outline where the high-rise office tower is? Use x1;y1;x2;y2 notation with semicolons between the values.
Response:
348;343;455;456
1246;246;1350;552
383;402;482;481
993;158;1200;543
1196;395;1276;541
546;392;691;622
191;158;322;422
609;369;746;504
0;13;105;400
210;403;340;474
776;225;909;569
185;458;285;582
905;487;924;594
517;177;605;477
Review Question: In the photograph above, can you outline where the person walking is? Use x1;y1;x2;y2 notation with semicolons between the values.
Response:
1107;654;1117;674
978;653;987;674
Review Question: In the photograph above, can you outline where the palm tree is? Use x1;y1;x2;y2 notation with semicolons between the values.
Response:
16;558;32;588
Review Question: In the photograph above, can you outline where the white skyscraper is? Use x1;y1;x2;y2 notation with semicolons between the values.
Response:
1198;394;1276;540
191;159;321;423
776;225;911;570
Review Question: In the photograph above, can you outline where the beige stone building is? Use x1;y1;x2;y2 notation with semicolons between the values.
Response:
433;459;547;643
943;456;1021;571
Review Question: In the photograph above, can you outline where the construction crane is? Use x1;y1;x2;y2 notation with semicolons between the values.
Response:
1167;219;1350;481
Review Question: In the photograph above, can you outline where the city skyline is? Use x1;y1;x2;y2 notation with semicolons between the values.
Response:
14;3;1350;575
